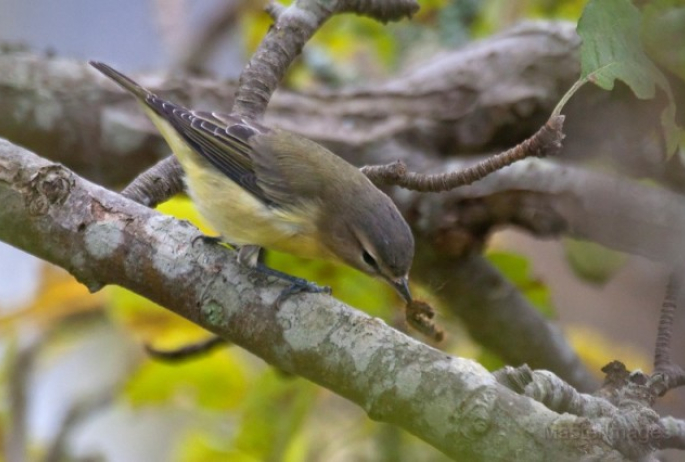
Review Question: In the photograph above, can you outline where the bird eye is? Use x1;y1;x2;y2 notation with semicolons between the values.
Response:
362;250;378;269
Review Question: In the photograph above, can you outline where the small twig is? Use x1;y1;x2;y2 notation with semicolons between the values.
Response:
496;365;615;418
649;271;685;397
144;336;229;362
361;115;565;192
265;1;286;20
232;0;418;118
6;338;41;462
120;156;185;207
654;272;680;371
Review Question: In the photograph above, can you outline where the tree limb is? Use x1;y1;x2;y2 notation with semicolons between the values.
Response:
0;138;624;461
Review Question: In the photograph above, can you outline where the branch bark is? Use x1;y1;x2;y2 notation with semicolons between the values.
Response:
0;138;624;460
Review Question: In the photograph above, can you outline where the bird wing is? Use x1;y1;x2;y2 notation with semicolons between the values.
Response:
246;129;330;210
89;61;301;209
146;99;278;206
166;107;330;211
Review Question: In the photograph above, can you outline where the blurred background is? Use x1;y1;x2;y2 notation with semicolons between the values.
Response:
1;0;682;460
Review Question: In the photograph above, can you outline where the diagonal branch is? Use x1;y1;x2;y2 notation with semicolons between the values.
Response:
233;0;419;119
0;138;623;461
412;249;596;392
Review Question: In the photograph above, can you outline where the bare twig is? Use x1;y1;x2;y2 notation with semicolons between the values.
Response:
144;336;229;362
265;1;287;20
495;365;614;417
6;337;41;462
649;271;685;397
233;0;418;119
496;363;685;459
43;393;114;462
120;155;185;206
361;115;564;192
654;272;680;371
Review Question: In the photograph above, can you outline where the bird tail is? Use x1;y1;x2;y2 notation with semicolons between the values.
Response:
89;61;151;101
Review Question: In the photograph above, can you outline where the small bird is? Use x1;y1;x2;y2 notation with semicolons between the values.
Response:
90;61;414;302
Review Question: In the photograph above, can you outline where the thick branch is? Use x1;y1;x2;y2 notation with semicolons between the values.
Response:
412;250;596;392
411;158;685;266
0;22;580;185
0;139;621;460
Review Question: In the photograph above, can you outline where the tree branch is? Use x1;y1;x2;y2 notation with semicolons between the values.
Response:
7;48;685;389
361;115;564;191
412;250;597;392
232;0;419;118
0;138;623;461
0;23;596;392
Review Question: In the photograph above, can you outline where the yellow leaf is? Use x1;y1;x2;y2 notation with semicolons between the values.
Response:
565;324;651;377
0;263;104;331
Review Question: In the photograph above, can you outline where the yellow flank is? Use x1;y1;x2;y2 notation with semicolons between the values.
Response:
141;106;334;262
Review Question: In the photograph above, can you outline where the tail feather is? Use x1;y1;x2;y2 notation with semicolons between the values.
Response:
89;61;151;101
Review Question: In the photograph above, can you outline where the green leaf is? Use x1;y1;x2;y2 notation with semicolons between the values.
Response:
124;349;248;411
475;348;506;372
486;251;555;318
563;239;627;285
642;0;685;82
232;370;315;461
577;0;681;154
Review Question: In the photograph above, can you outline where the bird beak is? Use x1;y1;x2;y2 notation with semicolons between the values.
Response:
390;276;412;303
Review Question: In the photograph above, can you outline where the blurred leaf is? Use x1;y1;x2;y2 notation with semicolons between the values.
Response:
0;264;104;331
563;239;627;285
577;0;681;154
232;370;315;461
530;0;588;20
565;324;650;377
124;348;248;410
486;251;555;318
177;431;238;462
107;286;210;347
642;0;685;82
474;0;582;37
475;348;506;372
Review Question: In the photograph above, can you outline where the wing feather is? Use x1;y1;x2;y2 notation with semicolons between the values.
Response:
144;96;277;206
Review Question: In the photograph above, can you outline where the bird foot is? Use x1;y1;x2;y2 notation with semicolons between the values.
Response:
253;262;331;307
192;234;224;247
276;278;332;307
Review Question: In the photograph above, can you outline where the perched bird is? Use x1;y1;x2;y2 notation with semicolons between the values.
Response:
90;61;414;302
